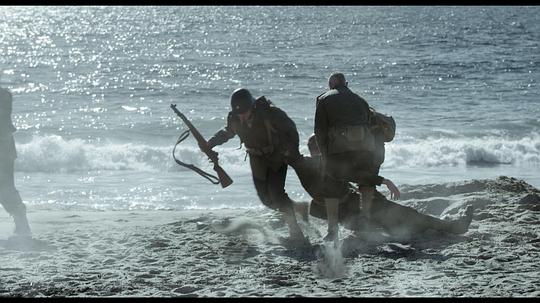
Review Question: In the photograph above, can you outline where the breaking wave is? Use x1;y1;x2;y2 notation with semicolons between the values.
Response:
384;133;540;168
14;133;540;173
15;134;248;174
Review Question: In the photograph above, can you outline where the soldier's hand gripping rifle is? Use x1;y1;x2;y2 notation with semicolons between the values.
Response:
170;104;233;188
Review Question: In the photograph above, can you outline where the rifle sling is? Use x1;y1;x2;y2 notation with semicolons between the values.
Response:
172;130;220;185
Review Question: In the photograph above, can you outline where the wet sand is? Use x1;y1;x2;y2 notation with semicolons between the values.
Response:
1;176;539;297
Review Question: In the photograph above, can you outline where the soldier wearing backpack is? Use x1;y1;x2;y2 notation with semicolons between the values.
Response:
314;73;378;243
202;88;310;247
294;134;474;239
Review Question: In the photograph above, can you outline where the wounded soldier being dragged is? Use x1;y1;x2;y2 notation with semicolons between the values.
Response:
293;134;474;241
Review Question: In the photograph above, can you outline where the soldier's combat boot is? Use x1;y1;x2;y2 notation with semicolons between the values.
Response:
280;207;310;248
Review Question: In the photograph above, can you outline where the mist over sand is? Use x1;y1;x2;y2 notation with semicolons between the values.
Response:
1;176;539;297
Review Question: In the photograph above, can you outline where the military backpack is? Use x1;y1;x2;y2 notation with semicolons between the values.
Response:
370;108;396;143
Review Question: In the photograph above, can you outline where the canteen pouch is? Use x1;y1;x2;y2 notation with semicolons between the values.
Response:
328;124;375;154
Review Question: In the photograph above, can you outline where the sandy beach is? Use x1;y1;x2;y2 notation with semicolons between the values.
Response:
1;176;539;297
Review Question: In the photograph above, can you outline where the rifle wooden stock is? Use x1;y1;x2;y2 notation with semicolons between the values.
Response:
170;104;233;188
213;164;233;188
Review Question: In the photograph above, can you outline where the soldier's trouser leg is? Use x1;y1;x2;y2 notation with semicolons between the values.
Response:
324;198;340;244
418;207;474;234
0;159;24;215
293;201;310;222
252;163;304;239
281;207;305;240
287;158;315;222
359;186;375;219
372;193;473;238
0;158;30;235
320;156;353;243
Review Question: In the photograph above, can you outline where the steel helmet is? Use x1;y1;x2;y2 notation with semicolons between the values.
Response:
230;88;254;114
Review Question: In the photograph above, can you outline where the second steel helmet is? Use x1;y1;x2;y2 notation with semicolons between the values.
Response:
230;88;255;114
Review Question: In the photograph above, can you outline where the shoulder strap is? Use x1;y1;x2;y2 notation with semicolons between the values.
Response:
172;130;220;184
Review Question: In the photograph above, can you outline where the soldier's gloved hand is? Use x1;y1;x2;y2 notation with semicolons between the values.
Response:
207;149;219;163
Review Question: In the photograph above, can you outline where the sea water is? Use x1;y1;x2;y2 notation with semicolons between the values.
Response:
1;6;538;211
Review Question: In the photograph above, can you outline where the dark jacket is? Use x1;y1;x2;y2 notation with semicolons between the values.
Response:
207;97;301;167
314;86;372;157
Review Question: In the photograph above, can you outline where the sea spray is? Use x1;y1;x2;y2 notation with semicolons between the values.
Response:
314;241;347;279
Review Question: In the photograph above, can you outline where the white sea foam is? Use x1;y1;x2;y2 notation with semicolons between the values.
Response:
15;133;540;174
385;133;540;168
14;134;250;173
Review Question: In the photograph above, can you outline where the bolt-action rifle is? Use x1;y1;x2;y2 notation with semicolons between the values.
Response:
170;104;233;188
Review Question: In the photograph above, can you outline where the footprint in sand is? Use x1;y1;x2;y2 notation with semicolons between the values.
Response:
102;258;116;265
145;239;170;249
91;244;108;250
173;285;202;294
0;267;22;271
0;237;56;252
139;257;158;264
136;273;155;279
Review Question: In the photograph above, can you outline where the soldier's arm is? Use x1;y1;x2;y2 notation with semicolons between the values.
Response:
206;112;237;149
269;108;301;160
314;100;328;158
358;175;400;200
270;108;299;145
381;178;400;200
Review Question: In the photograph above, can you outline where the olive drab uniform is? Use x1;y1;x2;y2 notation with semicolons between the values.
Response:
314;85;378;198
294;154;472;237
0;87;30;235
207;96;302;212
